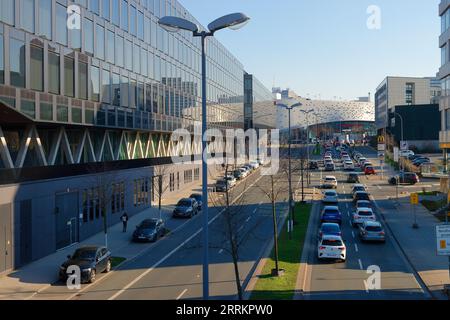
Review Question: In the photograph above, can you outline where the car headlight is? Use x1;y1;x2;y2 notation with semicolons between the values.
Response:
186;208;193;212
81;268;92;273
60;266;66;271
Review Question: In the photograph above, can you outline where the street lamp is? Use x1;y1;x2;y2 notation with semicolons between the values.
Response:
277;102;302;239
159;13;250;301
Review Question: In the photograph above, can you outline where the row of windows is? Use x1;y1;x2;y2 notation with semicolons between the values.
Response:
134;178;150;207
442;8;450;34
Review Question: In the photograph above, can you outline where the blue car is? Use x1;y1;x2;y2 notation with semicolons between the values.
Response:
320;206;342;225
318;223;342;240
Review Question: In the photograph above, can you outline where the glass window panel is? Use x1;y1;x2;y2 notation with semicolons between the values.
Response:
78;61;88;99
48;51;60;94
138;11;144;40
39;0;52;39
21;0;35;33
30;45;44;91
130;79;136;108
56;3;68;45
141;48;147;76
84;18;94;54
112;0;120;26
90;0;100;15
133;44;140;73
21;100;35;119
121;76;129;107
0;35;4;84
72;107;82;123
112;73;120;106
40;103;53;121
130;5;137;36
85;108;94;124
106;30;115;63
102;0;110;20
57;105;68;122
121;0;128;31
115;35;124;67
144;17;151;44
125;40;132;70
10;38;26;88
95;24;105;60
0;0;15;25
90;65;100;101
64;55;75;97
102;69;110;103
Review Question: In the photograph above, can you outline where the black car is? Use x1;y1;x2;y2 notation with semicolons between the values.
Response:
388;172;419;185
347;173;360;183
59;246;111;283
189;194;203;210
132;219;165;242
353;191;371;203
413;158;430;166
232;169;244;180
173;198;199;218
309;161;319;170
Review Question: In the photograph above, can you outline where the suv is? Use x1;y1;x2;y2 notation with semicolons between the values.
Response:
389;172;419;185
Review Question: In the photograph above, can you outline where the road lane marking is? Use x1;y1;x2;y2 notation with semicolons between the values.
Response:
354;243;359;252
176;289;188;300
352;231;355;238
104;173;266;301
253;208;257;214
218;249;224;254
358;259;363;270
349;220;352;227
246;216;251;223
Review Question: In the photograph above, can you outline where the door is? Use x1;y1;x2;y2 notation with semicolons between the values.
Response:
55;192;79;250
19;200;32;266
0;204;12;274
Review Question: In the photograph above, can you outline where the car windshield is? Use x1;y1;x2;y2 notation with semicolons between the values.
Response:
354;187;365;191
357;203;370;208
322;225;340;233
366;226;383;232
325;178;335;181
366;167;373;170
72;249;96;260
140;220;157;228
325;192;336;196
322;239;343;246
324;210;340;215
358;211;373;216
177;200;192;207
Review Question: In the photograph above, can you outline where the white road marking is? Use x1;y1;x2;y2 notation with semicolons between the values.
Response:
354;243;359;252
246;216;251;223
377;185;381;190
253;208;257;214
218;249;224;254
238;225;245;233
352;231;355;238
104;173;266;301
349;220;352;227
358;259;363;270
259;201;263;206
176;289;188;300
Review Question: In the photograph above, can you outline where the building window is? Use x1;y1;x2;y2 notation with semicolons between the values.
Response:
64;55;75;97
95;24;105;60
78;61;88;100
112;73;120;106
30;45;44;91
10;38;26;88
20;0;35;33
115;35;124;67
106;30;115;63
84;18;94;54
102;0;110;20
91;65;100;101
0;34;3;84
125;40;133;71
141;48;147;76
0;0;15;26
133;44;140;73
194;168;200;181
121;76;129;107
55;3;68;45
72;107;82;123
138;11;144;40
69;6;81;50
112;0;120;26
90;0;100;15
57;105;68;122
102;69;111;103
121;0;128;31
405;83;414;105
48;51;60;94
130;5;137;36
40;102;53;121
38;0;52;39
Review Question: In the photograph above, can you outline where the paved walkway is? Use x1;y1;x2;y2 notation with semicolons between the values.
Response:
0;183;202;300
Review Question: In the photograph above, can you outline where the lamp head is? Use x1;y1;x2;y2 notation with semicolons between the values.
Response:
207;13;250;33
158;16;199;33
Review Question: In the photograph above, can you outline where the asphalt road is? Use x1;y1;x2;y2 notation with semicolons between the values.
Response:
302;146;432;300
31;163;294;300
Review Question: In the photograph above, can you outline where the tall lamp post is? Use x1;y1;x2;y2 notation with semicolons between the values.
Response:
159;13;250;301
299;109;314;186
277;102;302;239
393;112;404;172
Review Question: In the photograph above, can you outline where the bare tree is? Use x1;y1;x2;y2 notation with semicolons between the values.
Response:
152;164;171;219
209;164;265;300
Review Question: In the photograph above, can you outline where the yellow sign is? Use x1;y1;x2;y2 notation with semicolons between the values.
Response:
378;136;385;144
410;193;419;205
440;240;447;249
448;192;450;203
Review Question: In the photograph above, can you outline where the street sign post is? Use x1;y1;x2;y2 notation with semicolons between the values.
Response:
436;224;450;256
400;141;409;151
393;147;399;162
411;193;419;228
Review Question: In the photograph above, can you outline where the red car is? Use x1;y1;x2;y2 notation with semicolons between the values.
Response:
364;166;376;175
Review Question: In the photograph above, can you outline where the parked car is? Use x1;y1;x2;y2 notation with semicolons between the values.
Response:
249;161;260;169
224;175;237;188
347;173;360;183
413;158;431;166
320;206;342;225
322;176;338;189
309;161;319;170
399;150;415;157
364;166;376;175
238;167;249;178
215;179;229;192
317;235;346;262
351;208;376;227
322;190;339;204
388;172;419;185
59;246;111;283
233;169;244;180
353;191;371;203
189;194;203;210
132;218;165;242
318;223;342;240
358;221;385;242
173;198;199;218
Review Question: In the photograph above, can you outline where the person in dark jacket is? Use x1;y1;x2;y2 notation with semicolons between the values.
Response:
120;212;129;232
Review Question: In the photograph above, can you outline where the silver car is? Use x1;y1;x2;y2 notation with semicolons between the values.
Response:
358;221;386;242
322;190;338;204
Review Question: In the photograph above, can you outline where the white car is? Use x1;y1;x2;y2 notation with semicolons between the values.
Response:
399;150;414;157
343;161;354;170
249;161;260;169
238;167;249;178
351;208;376;227
224;175;237;188
352;184;367;195
322;190;339;204
358;157;367;166
318;235;346;262
322;176;338;189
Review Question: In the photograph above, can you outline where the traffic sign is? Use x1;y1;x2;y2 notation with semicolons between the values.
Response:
400;141;409;151
436;224;450;256
410;193;419;205
393;147;399;162
377;144;385;151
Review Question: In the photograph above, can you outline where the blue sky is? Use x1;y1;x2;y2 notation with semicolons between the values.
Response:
180;0;441;100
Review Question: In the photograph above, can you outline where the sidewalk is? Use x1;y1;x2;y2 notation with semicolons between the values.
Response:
0;183;201;300
376;196;450;299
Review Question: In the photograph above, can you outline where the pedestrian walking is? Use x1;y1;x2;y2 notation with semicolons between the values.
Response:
121;212;129;232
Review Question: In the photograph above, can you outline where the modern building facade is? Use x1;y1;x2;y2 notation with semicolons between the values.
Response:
375;76;440;132
0;0;272;273
243;73;275;131
439;1;450;154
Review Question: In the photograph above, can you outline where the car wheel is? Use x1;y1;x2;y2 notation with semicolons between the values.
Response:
104;260;111;273
89;269;96;283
